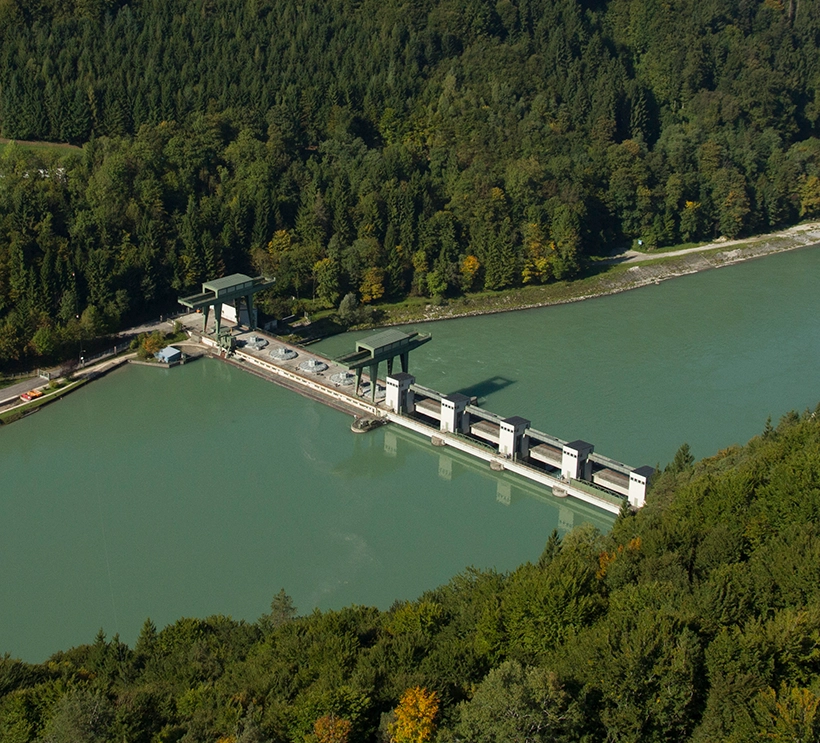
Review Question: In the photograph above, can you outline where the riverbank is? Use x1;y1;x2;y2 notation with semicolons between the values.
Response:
369;221;820;327
0;354;133;426
3;220;817;383
0;378;89;425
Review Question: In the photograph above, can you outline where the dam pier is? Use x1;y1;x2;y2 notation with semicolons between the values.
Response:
179;274;654;514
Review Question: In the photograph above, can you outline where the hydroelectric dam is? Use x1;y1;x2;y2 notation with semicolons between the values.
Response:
178;274;654;514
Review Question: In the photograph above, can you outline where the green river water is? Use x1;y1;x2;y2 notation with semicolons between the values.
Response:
2;246;819;661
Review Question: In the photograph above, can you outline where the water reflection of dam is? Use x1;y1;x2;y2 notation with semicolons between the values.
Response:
382;425;614;535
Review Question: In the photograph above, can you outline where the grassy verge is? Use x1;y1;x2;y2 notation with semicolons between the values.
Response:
0;138;82;155
0;379;87;426
377;263;637;325
164;330;189;344
292;270;633;334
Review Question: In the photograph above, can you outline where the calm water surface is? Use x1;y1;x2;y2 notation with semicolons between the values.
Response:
2;246;819;661
1;361;607;661
317;245;820;465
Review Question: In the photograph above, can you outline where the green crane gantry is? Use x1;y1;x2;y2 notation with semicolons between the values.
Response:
336;329;431;401
178;274;274;342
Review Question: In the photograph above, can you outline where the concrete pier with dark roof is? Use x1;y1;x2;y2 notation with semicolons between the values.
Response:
335;328;431;401
178;273;274;340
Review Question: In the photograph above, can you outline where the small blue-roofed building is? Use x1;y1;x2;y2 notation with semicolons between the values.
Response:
156;346;182;364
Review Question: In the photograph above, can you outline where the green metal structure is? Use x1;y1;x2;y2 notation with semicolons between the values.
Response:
336;329;431;401
217;327;236;352
178;273;274;337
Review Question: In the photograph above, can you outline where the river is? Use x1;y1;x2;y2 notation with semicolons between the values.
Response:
2;246;819;661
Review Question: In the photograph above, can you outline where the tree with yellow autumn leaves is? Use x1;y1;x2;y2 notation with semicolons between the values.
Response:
389;687;439;743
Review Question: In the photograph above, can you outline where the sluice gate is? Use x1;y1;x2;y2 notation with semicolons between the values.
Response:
386;375;654;512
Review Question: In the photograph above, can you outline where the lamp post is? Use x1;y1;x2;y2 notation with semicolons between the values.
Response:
76;314;84;367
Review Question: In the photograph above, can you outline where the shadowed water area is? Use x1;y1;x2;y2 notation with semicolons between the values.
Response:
2;246;819;661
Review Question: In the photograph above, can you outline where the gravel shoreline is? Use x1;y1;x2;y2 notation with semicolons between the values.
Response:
377;223;820;327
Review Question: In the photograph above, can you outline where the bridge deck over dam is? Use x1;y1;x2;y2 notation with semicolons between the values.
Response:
185;317;653;514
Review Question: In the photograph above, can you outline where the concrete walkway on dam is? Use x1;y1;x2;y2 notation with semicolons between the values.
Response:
178;313;385;414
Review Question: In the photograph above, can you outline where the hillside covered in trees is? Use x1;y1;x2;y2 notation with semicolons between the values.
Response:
2;407;820;741
1;0;820;366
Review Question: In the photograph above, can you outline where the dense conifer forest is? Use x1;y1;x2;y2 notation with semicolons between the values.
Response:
1;0;820;364
4;6;820;739
2;407;820;741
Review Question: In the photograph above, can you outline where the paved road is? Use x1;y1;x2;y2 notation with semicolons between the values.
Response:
115;316;181;338
615;221;820;264
0;353;136;412
0;376;48;406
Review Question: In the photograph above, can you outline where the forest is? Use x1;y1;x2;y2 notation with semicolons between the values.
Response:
1;0;820;365
2;407;820;741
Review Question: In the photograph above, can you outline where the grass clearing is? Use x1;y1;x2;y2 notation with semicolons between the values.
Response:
377;265;636;325
0;138;81;155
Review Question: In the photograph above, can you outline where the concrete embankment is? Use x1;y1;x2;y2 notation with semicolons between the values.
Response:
220;346;380;419
220;353;367;418
381;411;624;515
